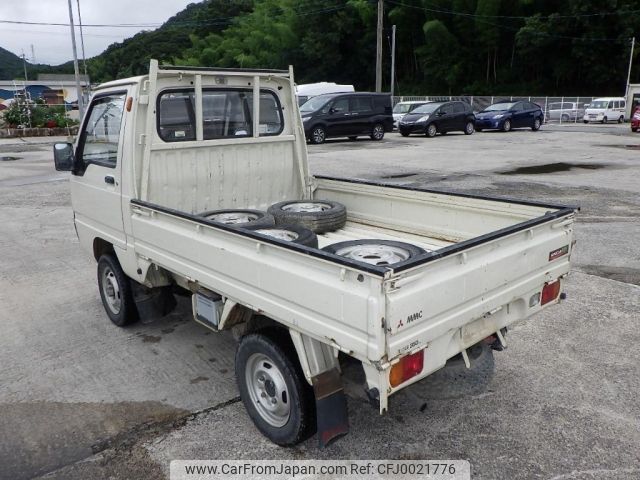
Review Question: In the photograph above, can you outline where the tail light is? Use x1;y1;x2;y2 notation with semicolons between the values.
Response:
389;350;424;388
541;279;561;305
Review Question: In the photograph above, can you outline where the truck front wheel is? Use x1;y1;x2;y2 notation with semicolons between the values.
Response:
97;254;138;327
235;333;316;446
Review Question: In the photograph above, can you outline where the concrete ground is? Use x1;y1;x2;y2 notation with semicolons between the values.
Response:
0;124;638;480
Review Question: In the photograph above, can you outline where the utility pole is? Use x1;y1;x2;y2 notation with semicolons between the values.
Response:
625;36;635;100
390;24;396;99
375;0;383;92
76;0;89;80
67;0;84;118
21;51;28;81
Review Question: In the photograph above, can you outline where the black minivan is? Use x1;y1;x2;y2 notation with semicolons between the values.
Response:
300;93;393;144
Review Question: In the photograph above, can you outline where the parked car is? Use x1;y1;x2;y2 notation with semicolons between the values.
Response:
583;97;626;123
547;101;585;122
300;92;393;144
475;101;543;132
397;101;475;137
392;101;429;129
631;105;640;132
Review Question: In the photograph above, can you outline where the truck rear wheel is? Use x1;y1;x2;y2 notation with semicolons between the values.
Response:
235;333;316;446
97;254;138;327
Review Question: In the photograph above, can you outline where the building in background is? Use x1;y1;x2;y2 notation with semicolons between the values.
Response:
0;74;90;120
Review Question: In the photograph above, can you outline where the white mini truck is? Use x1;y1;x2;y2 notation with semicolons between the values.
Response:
54;61;576;447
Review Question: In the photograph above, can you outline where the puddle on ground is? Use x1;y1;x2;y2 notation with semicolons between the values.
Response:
597;144;640;150
499;162;607;175
0;400;188;480
381;172;419;179
0;156;21;161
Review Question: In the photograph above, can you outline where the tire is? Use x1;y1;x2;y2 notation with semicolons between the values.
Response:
632;127;638;132
618;116;624;124
97;254;138;327
268;200;346;234
464;121;475;135
531;117;541;131
561;113;570;122
583;120;589;124
235;333;316;446
322;239;425;266
501;119;512;132
425;123;437;138
309;126;326;144
370;123;385;141
399;130;410;137
198;209;275;229
407;342;495;400
348;136;358;141
243;224;318;249
601;116;607;124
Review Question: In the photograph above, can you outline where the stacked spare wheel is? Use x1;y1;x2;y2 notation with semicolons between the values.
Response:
200;203;426;266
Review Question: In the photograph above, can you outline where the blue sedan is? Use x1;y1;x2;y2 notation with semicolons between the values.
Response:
475;101;543;132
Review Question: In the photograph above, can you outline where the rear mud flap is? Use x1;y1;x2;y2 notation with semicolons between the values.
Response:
312;368;349;447
132;284;176;323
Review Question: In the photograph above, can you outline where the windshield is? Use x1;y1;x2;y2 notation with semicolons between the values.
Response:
484;102;515;112
589;100;608;109
412;103;440;114
300;96;332;113
394;103;417;114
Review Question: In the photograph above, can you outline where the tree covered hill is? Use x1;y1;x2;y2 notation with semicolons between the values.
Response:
8;0;640;95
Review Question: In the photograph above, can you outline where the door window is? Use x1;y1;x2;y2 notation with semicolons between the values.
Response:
350;97;372;113
331;98;349;113
440;103;455;115
78;93;126;169
453;103;466;113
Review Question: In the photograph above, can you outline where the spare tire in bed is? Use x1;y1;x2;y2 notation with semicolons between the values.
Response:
243;224;318;249
198;209;275;228
322;239;425;266
267;200;346;233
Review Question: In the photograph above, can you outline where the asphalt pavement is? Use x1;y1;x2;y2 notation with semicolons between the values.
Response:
0;124;638;480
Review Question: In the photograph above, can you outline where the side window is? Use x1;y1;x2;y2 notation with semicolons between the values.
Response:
331;98;350;113
158;91;196;142
350;97;372;113
78;93;126;168
440;103;455;115
607;101;613;109
453;103;465;113
621;100;626;109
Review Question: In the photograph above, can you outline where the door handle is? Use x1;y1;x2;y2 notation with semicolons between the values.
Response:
104;176;115;185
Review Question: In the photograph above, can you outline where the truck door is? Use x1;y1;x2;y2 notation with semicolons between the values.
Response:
70;91;128;250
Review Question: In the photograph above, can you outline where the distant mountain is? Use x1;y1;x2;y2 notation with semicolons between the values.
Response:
52;0;253;82
0;46;31;79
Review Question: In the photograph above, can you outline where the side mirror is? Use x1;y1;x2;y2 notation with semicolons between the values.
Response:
53;142;74;171
329;107;336;114
436;111;445;117
583;104;590;108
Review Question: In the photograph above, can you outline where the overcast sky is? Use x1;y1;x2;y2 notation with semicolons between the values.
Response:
1;0;199;65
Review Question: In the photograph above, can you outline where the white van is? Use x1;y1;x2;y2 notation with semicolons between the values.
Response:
583;97;626;123
296;82;354;106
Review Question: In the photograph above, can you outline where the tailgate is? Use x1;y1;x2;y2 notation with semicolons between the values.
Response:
385;212;575;358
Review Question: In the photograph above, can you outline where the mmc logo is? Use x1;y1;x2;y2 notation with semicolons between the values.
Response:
397;310;423;329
